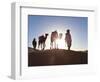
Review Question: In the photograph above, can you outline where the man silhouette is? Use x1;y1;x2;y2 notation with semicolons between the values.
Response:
32;38;37;50
65;29;72;50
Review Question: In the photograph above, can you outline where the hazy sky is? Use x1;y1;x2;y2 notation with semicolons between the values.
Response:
28;15;88;51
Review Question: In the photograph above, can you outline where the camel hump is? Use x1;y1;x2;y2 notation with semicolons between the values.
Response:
51;31;58;35
51;30;58;38
39;35;44;40
52;30;57;34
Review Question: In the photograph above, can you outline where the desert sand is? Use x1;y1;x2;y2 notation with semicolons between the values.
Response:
28;47;88;66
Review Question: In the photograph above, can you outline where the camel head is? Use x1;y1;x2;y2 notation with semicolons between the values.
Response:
45;33;49;38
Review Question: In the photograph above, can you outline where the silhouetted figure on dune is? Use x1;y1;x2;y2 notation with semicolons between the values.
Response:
65;29;72;50
38;33;48;50
50;30;58;49
32;38;37;50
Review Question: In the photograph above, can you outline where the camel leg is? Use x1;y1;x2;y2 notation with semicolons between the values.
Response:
41;44;42;50
38;44;39;49
56;44;58;49
50;42;53;49
38;41;40;49
50;43;51;49
54;41;56;49
43;42;45;50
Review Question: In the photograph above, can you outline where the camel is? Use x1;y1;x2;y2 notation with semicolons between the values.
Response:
38;33;48;50
50;31;58;49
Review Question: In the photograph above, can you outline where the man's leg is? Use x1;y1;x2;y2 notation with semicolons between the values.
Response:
68;46;70;50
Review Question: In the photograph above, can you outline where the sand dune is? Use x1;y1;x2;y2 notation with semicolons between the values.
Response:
28;47;88;66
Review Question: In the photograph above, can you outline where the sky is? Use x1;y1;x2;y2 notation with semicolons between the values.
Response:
28;15;88;51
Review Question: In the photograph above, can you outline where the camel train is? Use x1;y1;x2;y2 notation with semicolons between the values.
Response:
32;29;72;50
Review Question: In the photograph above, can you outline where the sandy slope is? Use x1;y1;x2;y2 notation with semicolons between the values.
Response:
28;47;88;66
